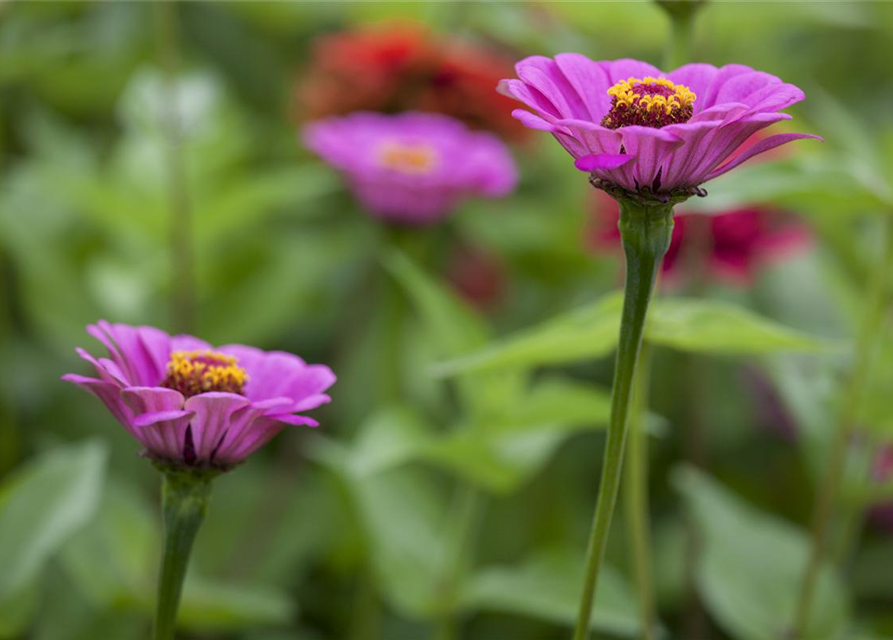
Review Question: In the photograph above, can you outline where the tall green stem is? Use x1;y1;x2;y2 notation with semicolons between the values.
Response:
572;198;674;640
622;341;655;640
793;214;893;637
434;487;485;640
153;470;213;640
155;0;196;334
665;11;695;71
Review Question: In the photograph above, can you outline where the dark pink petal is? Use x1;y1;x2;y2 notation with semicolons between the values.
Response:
121;387;189;460
618;126;685;191
270;414;319;427
575;154;634;172
704;132;823;183
291;393;332;412
87;321;169;386
498;80;562;120
75;347;128;386
516;56;590;120
511;109;560;132
215;417;286;465
183;393;252;462
554;53;612;119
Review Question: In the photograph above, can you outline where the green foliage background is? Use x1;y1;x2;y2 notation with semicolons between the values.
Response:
1;2;892;639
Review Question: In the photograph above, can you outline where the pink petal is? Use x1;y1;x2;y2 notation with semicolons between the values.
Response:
121;387;189;460
575;154;634;172
183;393;252;462
704;132;823;183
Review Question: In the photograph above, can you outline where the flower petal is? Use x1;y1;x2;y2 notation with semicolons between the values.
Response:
183;392;252;462
575;154;634;172
62;374;134;432
703;132;823;183
121;387;189;460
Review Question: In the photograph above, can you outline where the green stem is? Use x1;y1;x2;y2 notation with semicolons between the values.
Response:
153;470;213;640
793;214;893;638
664;11;695;71
434;487;485;640
155;0;196;334
572;199;674;640
623;341;656;640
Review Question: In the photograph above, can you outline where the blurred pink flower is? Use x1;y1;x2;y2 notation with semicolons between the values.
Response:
63;321;335;468
303;111;517;224
498;56;819;198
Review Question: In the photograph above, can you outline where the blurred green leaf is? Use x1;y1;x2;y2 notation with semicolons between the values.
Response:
460;548;639;637
433;292;624;377
647;297;833;355
58;482;154;610
435;293;830;376
674;466;849;640
178;578;295;633
0;440;107;604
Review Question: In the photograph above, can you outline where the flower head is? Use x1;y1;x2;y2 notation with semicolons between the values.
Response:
303;111;517;224
63;321;335;469
294;22;526;141
498;56;820;199
589;190;810;286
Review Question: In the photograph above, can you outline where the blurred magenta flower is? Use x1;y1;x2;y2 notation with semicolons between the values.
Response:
589;190;810;286
498;57;820;197
294;21;528;141
63;321;335;468
303;111;517;224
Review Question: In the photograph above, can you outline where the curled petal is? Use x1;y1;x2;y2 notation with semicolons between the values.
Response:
183;393;252;462
575;154;634;172
62;374;134;431
121;387;188;460
704;132;823;183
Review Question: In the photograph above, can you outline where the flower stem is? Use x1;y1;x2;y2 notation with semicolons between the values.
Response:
572;198;674;640
623;341;656;640
153;470;213;640
664;11;695;71
793;213;893;638
434;486;485;640
155;0;196;334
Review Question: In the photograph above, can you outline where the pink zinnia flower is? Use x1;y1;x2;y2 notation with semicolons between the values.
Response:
63;321;335;468
303;111;517;224
589;191;810;286
498;57;820;198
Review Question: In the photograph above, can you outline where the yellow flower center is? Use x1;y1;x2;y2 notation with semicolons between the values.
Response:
162;350;248;398
602;76;696;129
378;141;439;174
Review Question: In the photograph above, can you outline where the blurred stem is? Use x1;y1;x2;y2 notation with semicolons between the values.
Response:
0;251;17;479
434;486;485;640
153;469;213;640
793;213;893;638
622;341;655;640
572;198;674;640
155;0;196;334
349;568;381;640
664;11;695;71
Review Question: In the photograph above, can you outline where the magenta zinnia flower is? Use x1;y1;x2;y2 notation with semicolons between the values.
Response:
303;111;517;224
63;321;335;468
498;56;819;198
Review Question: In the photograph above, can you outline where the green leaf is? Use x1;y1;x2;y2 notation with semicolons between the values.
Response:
460;548;639;637
674;466;849;640
432;292;623;377
0;440;107;603
646;297;833;355
435;294;831;376
178;578;295;633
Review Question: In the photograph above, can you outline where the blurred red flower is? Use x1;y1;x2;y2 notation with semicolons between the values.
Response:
294;22;527;141
445;244;507;310
588;189;810;288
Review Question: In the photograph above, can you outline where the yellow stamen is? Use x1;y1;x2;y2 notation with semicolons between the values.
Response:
378;142;438;174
